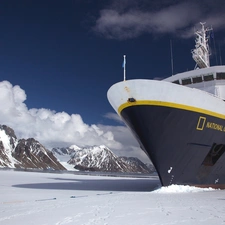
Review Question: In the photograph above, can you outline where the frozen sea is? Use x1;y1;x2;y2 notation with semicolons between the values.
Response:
0;170;225;225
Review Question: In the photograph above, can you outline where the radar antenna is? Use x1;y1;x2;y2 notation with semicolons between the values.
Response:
191;22;212;69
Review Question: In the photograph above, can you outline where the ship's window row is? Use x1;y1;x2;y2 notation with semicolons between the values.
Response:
172;73;225;85
203;74;214;81
172;80;180;84
216;72;225;80
193;76;202;83
181;78;192;85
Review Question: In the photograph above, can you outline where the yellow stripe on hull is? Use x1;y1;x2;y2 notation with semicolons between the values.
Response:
118;100;225;120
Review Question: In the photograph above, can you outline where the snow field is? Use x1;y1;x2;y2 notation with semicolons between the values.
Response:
0;170;225;225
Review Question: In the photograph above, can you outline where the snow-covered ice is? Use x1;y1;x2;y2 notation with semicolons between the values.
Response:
0;170;225;225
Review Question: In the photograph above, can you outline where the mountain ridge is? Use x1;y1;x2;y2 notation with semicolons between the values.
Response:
0;125;65;170
0;124;154;173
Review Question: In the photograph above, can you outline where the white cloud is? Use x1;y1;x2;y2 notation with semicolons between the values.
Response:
93;0;225;39
104;112;124;124
0;80;149;162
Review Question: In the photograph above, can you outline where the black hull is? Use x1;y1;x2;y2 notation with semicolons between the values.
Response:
121;104;225;188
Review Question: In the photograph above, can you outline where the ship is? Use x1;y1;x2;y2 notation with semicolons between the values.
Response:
107;23;225;188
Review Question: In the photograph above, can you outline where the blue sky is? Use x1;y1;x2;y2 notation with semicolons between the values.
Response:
0;0;225;162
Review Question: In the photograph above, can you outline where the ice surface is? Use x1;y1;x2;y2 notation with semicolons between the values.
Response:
0;170;225;225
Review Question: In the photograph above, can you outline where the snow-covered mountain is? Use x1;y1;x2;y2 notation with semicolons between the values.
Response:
0;124;153;173
0;125;65;170
53;145;152;173
119;156;155;173
0;125;19;168
51;145;81;170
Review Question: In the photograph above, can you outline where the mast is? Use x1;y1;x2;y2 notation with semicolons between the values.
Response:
191;22;212;69
170;40;174;75
123;55;126;81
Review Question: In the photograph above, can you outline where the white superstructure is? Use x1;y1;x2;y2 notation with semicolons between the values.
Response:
164;23;225;100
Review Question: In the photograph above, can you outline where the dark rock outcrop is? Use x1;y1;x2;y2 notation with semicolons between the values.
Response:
13;138;65;170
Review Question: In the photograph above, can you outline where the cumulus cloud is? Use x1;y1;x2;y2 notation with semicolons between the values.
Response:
0;81;149;161
93;0;225;39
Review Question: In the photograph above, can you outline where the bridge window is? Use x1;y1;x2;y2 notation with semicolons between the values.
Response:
172;80;180;84
182;78;191;85
193;76;203;83
203;74;214;81
216;73;225;80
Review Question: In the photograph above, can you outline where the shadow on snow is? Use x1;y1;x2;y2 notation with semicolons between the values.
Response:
13;176;161;192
